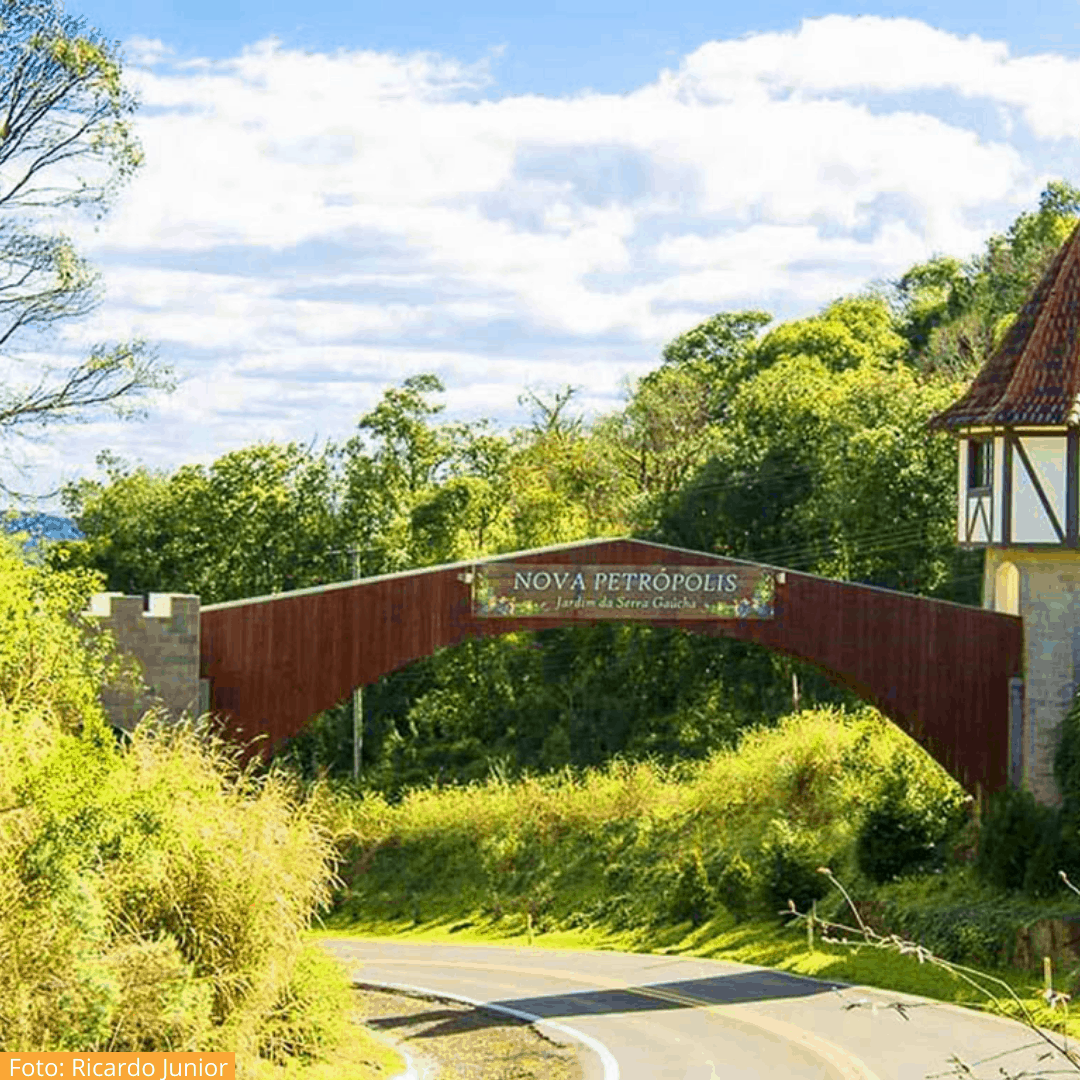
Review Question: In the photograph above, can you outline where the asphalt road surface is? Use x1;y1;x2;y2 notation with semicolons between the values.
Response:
319;937;1079;1080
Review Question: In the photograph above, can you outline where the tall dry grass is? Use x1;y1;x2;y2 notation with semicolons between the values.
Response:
0;534;351;1071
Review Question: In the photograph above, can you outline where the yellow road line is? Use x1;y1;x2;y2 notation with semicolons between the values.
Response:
354;956;881;1080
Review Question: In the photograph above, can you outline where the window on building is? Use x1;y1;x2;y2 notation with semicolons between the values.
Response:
968;438;993;491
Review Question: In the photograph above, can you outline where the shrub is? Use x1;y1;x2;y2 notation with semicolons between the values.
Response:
1022;827;1067;900
100;937;213;1053
0;531;348;1066
760;817;832;917
856;763;958;884
0;533;140;733
668;846;713;927
0;710;341;1057
976;786;1054;893
714;852;753;922
256;945;351;1065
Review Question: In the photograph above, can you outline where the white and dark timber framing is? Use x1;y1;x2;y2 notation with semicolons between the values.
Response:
929;220;1080;805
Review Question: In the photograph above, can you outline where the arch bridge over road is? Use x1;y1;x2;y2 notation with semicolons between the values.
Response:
200;537;1023;799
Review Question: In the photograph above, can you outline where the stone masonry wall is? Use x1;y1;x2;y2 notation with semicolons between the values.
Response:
984;549;1080;807
85;592;201;731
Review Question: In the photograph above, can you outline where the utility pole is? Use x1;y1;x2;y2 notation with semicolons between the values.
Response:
327;544;365;782
349;547;363;783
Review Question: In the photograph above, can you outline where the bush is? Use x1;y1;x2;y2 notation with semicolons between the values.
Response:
0;714;341;1058
714;852;753;922
965;685;1080;900
1023;826;1067;900
0;521;410;1072
856;763;959;884
976;786;1055;893
0;532;140;732
0;531;344;1062
760;817;832;917
257;945;351;1065
668;846;713;927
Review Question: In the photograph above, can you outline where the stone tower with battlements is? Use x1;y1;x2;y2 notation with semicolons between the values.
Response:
85;592;204;731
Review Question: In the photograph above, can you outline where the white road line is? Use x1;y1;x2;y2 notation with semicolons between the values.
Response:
388;1043;432;1080
370;978;621;1080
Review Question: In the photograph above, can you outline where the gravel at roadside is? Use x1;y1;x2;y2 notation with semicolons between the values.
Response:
353;984;586;1080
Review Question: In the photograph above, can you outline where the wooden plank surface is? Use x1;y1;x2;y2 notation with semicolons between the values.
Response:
199;538;1023;796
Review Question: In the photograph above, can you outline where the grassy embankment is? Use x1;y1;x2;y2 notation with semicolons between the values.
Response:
318;705;1080;1040
0;531;405;1079
0;710;407;1079
12;722;406;1078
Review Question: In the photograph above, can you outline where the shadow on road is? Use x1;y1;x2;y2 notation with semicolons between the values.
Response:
358;969;834;1040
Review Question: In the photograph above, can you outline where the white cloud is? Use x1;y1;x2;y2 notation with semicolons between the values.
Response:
125;36;175;67
22;17;1080;508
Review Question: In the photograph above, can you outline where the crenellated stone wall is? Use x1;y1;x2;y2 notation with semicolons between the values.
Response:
85;592;202;731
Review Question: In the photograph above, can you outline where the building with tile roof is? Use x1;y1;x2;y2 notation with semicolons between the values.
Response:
929;221;1080;806
930;222;1080;432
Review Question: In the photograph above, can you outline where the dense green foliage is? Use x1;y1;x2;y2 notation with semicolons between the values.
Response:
0;533;348;1065
279;629;859;796
327;706;971;930
976;787;1058;894
856;759;967;884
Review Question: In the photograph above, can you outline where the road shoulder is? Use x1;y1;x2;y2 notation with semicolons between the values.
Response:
354;983;586;1080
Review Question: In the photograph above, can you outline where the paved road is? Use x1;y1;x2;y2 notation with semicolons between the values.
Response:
319;937;1079;1080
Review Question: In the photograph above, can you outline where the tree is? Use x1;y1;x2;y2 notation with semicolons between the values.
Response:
0;0;172;492
410;424;514;562
894;180;1080;380
51;441;348;604
582;310;773;532
517;385;583;438
352;373;456;497
340;374;466;571
754;295;906;374
658;353;974;598
0;525;138;731
505;390;629;547
892;256;967;356
594;362;723;528
659;309;772;423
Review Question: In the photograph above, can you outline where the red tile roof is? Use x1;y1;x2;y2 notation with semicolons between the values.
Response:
928;222;1080;430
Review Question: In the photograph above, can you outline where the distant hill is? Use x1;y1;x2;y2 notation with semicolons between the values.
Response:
2;511;84;554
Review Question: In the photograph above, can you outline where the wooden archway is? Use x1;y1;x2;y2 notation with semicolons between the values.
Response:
200;538;1023;796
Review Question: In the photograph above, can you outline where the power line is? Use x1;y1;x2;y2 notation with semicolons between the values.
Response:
744;521;937;570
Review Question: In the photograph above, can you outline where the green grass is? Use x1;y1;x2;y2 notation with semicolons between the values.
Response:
245;1010;406;1079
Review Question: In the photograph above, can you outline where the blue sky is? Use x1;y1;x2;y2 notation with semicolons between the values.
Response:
9;0;1080;510
75;0;1080;93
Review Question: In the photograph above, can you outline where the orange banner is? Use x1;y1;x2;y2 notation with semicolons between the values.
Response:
0;1053;234;1078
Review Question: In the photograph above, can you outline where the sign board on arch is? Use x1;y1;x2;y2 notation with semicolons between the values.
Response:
472;563;776;620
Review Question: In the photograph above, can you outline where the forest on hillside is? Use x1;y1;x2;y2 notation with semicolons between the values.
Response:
48;181;1080;795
